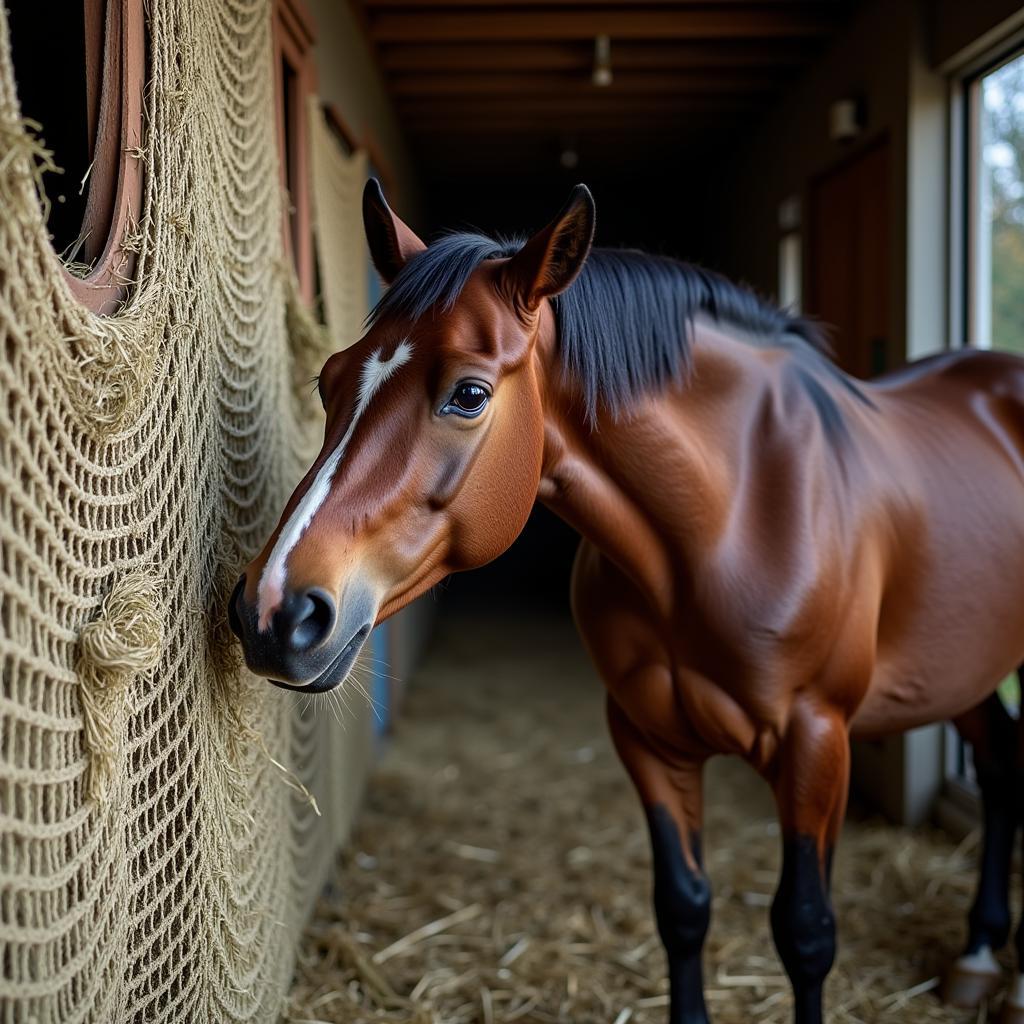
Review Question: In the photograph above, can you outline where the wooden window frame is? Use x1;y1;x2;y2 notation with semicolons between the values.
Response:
273;0;318;306
948;25;1024;348
275;7;402;306
928;27;1024;837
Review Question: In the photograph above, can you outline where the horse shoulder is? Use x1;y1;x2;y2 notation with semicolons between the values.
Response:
571;541;790;761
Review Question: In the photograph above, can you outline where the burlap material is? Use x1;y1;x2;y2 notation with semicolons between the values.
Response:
0;2;374;1020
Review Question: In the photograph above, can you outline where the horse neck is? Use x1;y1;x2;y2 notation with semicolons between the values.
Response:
535;315;766;611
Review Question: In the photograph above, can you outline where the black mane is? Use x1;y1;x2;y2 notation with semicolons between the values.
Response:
368;231;867;425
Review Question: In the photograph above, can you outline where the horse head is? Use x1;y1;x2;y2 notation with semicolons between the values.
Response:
230;180;594;690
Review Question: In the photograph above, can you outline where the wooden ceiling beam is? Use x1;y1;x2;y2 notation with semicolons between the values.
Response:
407;129;747;143
405;106;743;125
411;150;718;171
368;7;840;42
364;0;838;5
379;40;815;73
389;70;786;96
398;94;765;116
403;136;733;153
402;118;756;140
401;120;760;138
410;143;733;169
407;120;733;135
408;128;740;149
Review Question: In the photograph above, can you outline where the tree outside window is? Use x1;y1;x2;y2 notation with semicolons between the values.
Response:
974;52;1024;355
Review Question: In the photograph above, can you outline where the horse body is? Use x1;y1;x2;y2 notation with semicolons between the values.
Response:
554;331;1024;1022
554;325;1024;746
231;181;1024;1024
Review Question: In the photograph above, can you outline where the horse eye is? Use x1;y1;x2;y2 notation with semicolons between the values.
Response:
444;382;490;418
454;384;488;410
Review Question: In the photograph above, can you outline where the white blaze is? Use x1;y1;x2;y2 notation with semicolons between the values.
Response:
256;340;413;629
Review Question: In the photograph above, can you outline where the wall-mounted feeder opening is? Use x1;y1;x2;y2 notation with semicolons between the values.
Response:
7;0;145;314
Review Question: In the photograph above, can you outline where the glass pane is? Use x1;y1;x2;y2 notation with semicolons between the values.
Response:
978;53;1024;353
998;671;1021;714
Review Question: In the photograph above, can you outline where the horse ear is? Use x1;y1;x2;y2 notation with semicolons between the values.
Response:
501;184;595;312
362;178;426;284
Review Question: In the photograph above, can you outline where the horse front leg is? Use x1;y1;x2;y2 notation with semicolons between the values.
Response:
768;701;850;1024
607;695;711;1024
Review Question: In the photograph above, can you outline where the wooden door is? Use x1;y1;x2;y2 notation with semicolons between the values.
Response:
807;139;891;378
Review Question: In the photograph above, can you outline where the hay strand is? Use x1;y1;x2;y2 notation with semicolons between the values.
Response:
76;568;163;801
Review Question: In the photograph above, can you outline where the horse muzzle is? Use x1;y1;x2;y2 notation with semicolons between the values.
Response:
228;575;374;691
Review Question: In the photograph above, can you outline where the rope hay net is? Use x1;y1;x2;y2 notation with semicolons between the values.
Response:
0;2;374;1021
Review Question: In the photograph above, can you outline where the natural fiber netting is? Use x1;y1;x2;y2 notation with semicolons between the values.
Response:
0;3;375;1021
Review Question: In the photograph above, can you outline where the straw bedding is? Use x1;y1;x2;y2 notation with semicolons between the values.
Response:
287;611;1007;1024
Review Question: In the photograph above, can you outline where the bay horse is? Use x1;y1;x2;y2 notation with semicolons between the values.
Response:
230;181;1024;1024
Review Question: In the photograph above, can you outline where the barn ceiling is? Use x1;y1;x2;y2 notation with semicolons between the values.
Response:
355;1;854;193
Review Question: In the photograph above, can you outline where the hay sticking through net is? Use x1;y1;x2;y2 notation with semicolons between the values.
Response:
0;113;60;218
286;612;1001;1024
61;305;166;433
208;555;247;691
1;94;164;433
76;567;163;801
287;266;337;401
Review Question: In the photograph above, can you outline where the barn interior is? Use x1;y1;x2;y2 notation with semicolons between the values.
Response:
3;0;1024;1022
290;1;1024;1021
375;0;865;634
328;0;1021;801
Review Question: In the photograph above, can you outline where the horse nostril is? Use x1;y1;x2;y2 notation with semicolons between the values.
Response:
284;588;336;652
228;575;245;639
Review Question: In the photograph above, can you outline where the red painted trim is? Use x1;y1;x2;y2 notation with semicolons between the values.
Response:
63;0;145;316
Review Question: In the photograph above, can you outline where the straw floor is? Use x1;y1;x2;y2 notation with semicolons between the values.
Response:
285;611;1013;1024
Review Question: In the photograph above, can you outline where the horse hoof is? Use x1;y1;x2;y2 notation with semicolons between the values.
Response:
942;964;1003;1008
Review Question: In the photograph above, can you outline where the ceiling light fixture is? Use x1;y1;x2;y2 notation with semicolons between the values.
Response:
592;35;612;88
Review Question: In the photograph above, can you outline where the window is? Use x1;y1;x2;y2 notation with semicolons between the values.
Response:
932;41;1024;822
966;48;1024;353
7;0;145;313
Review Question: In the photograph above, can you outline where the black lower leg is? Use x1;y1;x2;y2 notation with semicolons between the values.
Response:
647;804;712;1024
964;703;1017;955
965;762;1015;953
770;835;836;1024
1016;840;1024;988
